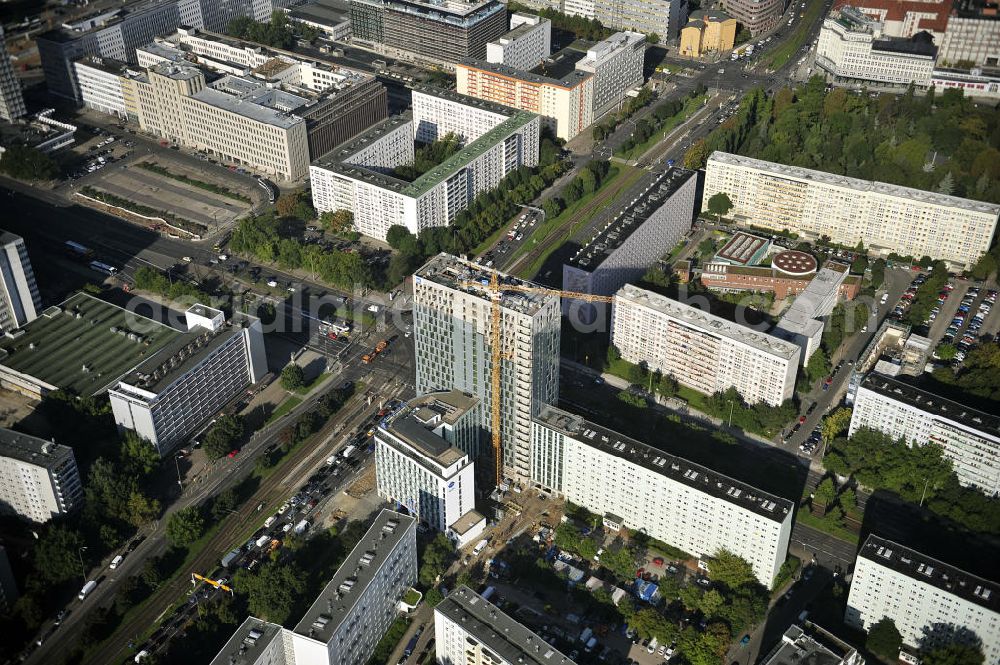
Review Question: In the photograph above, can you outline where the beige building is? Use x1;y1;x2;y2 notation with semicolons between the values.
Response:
704;151;1000;269
127;62;309;181
456;59;594;140
611;284;800;406
680;10;737;57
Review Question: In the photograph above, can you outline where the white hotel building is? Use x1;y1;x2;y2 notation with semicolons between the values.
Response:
611;284;800;407
531;405;794;586
413;254;560;480
849;374;1000;496
846;535;1000;664
375;391;485;546
109;305;268;456
703;151;1000;270
310;87;540;241
0;428;83;524
486;13;552;71
436;586;579;665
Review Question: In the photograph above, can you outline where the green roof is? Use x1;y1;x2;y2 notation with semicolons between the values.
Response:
0;293;182;396
403;110;537;197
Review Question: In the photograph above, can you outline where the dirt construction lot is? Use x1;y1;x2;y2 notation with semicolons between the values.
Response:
86;154;256;230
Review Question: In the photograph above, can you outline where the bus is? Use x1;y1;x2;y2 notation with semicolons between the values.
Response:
89;260;118;276
65;240;95;260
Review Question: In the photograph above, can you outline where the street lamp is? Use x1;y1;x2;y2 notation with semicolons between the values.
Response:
175;453;184;489
77;546;88;585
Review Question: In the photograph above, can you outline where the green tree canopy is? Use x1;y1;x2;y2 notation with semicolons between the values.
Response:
866;618;903;661
203;414;245;460
708;549;758;590
120;430;160;476
166;506;206;546
920;643;984;665
0;145;59;181
706;192;734;222
34;525;86;585
234;560;306;624
419;533;455;587
281;364;305;391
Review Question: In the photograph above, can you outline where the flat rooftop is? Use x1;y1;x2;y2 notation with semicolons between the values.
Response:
414;253;557;317
859;374;1000;438
380;0;506;23
289;0;352;26
535;404;795;522
569;168;696;271
407;390;479;427
115;317;253;395
0;428;76;470
774;264;848;335
209;617;286;665
294;510;415;644
0;293;181;396
708;151;1000;216
615;284;800;360
189;86;304;129
759;624;859;665
459;40;593;87
37;0;173;42
314;89;538;198
859;534;1000;613
437;586;578;665
715;231;769;266
383;415;467;468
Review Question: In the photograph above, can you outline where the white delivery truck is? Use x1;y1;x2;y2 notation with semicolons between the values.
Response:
79;580;97;600
255;534;271;549
294;519;310;535
472;539;488;556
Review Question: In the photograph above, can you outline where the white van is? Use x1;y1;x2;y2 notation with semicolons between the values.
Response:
472;539;488;556
79;580;97;600
109;555;124;570
264;515;277;528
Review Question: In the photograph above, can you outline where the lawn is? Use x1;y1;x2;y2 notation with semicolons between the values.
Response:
267;396;302;423
765;0;825;70
795;510;861;545
517;165;645;278
618;94;708;161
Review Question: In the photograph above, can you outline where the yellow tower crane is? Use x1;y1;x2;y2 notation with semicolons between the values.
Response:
462;273;614;487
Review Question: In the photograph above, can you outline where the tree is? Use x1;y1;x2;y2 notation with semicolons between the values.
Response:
813;477;837;508
870;258;886;289
386;225;421;255
806;347;831;383
320;209;353;234
706;192;733;223
281;363;305;391
821;407;853;444
698;589;725;617
203;414;244;460
166;506;206;546
0;145;59;181
920;644;984;665
419;533;455;587
597;544;636;583
936;343;958;361
708;549;758;590
120;430;160;476
235;561;306;624
656;372;679;398
126;490;160;527
970;251;997;281
34;525;86;584
424;587;444;607
683;139;709;169
866;619;903;662
211;488;239;521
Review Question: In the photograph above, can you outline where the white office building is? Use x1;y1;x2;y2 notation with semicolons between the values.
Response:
413;254;561;480
563;168;697;318
850;374;1000;496
375;391;484;543
73;57;132;120
611;284;800;407
437;586;579;665
311;87;540;241
817;8;937;89
109;305;268;456
0;428;83;523
0;232;42;333
703;151;1000;270
210;510;417;665
531;404;794;585
0;27;27;122
486;14;552;71
574;31;646;117
846;535;1000;664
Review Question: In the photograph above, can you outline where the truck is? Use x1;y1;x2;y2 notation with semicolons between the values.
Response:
326;454;339;465
294;519;310;535
78;580;97;600
221;548;242;569
342;444;357;459
255;534;271;549
473;539;488;556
